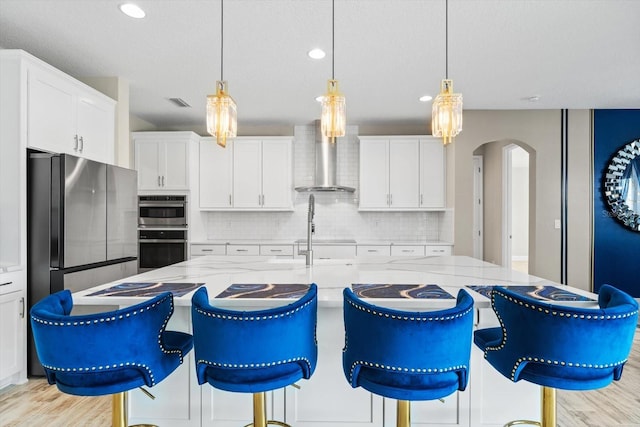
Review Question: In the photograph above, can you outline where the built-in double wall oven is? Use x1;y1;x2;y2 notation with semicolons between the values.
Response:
138;195;187;273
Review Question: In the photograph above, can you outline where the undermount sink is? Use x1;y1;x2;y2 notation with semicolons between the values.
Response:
294;239;357;244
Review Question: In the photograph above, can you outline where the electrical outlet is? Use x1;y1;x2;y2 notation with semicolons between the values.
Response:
554;219;561;229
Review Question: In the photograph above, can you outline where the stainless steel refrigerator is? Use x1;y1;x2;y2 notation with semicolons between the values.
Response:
27;152;138;375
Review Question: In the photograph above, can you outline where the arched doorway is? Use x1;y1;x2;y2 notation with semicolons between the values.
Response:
472;140;534;270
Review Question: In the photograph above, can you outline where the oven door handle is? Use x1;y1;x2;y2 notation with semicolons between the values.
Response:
139;239;187;243
138;203;186;208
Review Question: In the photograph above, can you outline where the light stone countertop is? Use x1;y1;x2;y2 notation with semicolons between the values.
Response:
72;255;596;310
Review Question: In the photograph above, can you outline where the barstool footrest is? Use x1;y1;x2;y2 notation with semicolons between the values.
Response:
504;420;541;427
244;421;291;427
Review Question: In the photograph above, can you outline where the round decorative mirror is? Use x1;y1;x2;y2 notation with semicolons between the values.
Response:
604;139;640;231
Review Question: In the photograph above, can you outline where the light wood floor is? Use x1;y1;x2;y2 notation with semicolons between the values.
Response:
1;330;638;427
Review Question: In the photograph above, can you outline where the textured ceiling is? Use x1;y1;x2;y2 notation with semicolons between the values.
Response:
1;0;639;135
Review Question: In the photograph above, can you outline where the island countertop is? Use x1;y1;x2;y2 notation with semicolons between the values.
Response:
71;255;596;309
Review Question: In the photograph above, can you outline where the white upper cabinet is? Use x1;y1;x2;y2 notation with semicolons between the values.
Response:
419;137;446;209
27;59;115;163
359;136;445;211
133;132;197;191
199;137;233;208
199;137;292;210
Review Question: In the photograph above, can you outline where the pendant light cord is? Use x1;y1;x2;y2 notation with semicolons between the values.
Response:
332;0;335;80
445;0;448;79
220;0;224;81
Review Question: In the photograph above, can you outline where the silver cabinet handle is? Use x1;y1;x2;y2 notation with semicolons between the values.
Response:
20;297;25;318
74;134;79;151
367;249;377;253
79;136;84;152
0;281;12;286
202;249;213;252
270;249;282;253
401;249;414;253
235;249;248;252
386;194;390;205
158;176;161;187
229;194;232;206
390;194;393;205
161;176;165;187
420;194;423;205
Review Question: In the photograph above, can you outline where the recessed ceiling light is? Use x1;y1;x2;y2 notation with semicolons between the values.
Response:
308;48;326;60
524;95;541;102
419;95;433;102
119;3;146;19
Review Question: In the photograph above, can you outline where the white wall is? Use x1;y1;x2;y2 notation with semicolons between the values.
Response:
453;110;559;280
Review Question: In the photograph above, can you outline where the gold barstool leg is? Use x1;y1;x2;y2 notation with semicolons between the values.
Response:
541;386;556;427
253;392;268;427
397;400;410;427
113;392;127;427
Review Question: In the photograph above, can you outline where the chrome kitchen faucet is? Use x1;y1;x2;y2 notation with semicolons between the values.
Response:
299;194;315;266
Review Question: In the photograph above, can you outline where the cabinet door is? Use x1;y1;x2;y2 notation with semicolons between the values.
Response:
389;139;420;208
359;139;389;209
161;140;189;190
76;93;114;163
284;307;383;427
419;139;446;208
384;392;469;427
200;139;233;208
135;141;161;190
261;139;292;209
28;65;75;155
233;139;262;208
0;290;25;384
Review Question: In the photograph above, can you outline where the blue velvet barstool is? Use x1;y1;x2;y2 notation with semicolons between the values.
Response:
191;284;318;427
30;289;193;427
474;285;638;427
342;288;474;427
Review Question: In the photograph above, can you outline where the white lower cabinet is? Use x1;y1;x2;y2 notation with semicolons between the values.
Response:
129;307;199;427
469;309;540;427
384;391;469;427
0;287;26;389
283;307;384;426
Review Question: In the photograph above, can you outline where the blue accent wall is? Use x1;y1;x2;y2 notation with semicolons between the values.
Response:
593;109;640;297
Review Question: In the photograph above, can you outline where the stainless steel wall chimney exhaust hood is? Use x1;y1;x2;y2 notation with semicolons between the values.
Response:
295;122;355;192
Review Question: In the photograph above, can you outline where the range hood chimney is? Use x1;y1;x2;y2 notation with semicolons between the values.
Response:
295;121;355;192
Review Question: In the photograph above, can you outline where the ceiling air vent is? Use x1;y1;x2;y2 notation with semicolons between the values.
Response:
168;97;191;107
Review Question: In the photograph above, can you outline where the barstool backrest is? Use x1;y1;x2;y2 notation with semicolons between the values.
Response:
30;289;192;396
484;284;638;390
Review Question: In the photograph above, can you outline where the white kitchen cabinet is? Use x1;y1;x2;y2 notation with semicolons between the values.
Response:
293;244;356;259
283;306;384;427
359;137;420;210
356;245;391;256
27;57;115;163
469;309;540;427
419;138;446;209
199;138;233;208
384;391;469;427
133;131;197;191
226;244;260;256
359;136;446;211
199;137;292;210
190;244;227;258
425;245;452;256
391;245;426;256
260;245;294;257
233;138;292;210
0;271;26;389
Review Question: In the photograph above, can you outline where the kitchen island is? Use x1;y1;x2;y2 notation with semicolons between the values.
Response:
72;255;596;427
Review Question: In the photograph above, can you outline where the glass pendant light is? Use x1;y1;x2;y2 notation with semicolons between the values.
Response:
206;0;237;148
432;0;462;145
320;0;346;138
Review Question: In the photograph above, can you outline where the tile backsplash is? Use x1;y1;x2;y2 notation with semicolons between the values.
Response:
198;124;453;243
